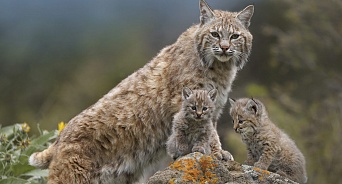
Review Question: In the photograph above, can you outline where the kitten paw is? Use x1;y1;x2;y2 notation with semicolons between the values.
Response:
192;146;206;154
221;150;234;161
212;150;234;161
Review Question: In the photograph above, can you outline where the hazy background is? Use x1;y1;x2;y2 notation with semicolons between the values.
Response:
1;0;341;183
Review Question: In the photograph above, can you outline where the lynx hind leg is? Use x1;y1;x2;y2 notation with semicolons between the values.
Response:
47;144;99;184
166;137;180;160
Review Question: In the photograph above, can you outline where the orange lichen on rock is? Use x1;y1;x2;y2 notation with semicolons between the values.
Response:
261;169;270;175
253;167;271;181
169;154;219;183
169;178;176;184
198;155;218;183
199;155;217;171
170;158;196;172
253;167;261;172
170;158;201;182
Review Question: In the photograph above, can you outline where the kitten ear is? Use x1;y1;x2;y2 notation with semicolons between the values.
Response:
182;87;193;100
236;5;254;28
199;0;215;25
246;98;259;115
207;89;217;102
229;98;236;106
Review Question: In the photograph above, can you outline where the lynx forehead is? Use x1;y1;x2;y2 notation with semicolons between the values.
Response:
29;1;253;183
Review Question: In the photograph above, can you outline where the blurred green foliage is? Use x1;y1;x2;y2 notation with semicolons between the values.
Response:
0;123;57;183
0;0;341;183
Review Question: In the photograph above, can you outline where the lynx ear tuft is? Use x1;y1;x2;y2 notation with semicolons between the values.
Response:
182;87;193;100
208;89;217;102
199;0;215;25
236;5;254;28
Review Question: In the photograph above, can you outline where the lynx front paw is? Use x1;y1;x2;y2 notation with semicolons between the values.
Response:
192;146;206;154
221;150;234;161
212;150;234;161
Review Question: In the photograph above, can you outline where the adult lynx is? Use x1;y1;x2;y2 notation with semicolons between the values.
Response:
229;98;307;183
167;87;231;160
30;1;254;183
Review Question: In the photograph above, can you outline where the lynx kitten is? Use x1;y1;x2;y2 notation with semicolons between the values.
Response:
167;87;231;160
229;98;307;183
29;0;253;183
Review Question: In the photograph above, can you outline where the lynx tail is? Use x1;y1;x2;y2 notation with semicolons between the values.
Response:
29;143;55;169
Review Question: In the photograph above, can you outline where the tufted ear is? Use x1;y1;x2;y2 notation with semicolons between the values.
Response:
199;0;215;25
236;5;254;28
207;89;217;102
182;87;193;100
229;98;236;107
246;98;259;115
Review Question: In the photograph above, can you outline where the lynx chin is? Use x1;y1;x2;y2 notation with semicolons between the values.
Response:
167;87;234;161
229;98;308;183
29;0;254;183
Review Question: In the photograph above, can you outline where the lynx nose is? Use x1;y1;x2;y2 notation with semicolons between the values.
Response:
233;124;239;133
220;40;230;53
220;45;229;52
196;112;202;118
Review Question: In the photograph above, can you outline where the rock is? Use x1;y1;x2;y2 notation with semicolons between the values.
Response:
147;152;298;184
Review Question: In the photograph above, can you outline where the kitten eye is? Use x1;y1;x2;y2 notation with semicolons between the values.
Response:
191;106;197;111
238;120;243;124
202;107;208;111
231;34;239;39
211;32;220;38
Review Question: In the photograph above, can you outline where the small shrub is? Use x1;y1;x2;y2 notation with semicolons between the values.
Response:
0;123;59;184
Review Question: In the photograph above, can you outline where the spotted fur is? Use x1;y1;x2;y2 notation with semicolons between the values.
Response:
167;87;234;161
229;98;308;183
29;1;253;183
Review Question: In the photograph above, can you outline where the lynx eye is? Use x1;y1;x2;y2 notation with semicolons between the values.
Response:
191;106;197;111
238;120;243;124
210;32;220;38
231;34;239;39
202;107;208;111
